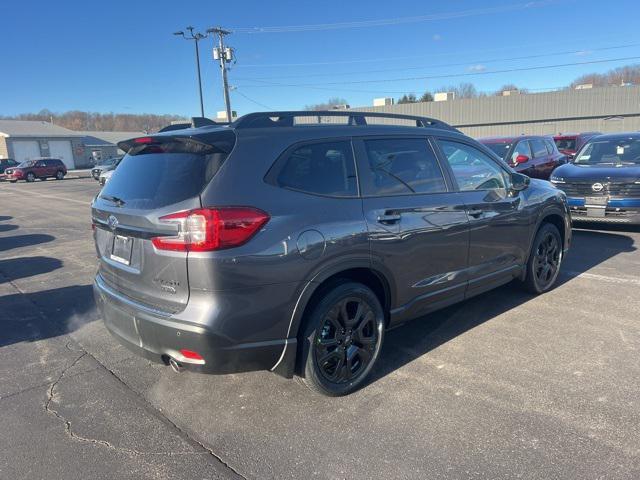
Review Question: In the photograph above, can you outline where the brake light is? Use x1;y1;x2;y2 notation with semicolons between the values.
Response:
134;136;155;144
152;207;269;252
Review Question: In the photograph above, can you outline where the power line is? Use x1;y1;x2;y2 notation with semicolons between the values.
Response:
235;32;631;68
235;43;640;81
232;89;274;110
236;56;640;88
231;0;560;33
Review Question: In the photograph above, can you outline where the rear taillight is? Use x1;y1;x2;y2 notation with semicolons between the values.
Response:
151;207;269;252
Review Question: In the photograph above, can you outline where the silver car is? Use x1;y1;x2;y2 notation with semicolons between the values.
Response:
92;111;571;396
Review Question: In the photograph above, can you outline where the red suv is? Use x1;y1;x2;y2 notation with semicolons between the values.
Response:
5;158;67;183
553;132;601;159
478;135;567;179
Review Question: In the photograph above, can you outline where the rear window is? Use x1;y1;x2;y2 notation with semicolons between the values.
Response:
555;138;576;151
100;133;235;209
268;140;357;197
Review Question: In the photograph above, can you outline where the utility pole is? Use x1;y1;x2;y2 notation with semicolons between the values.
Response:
208;27;233;122
174;27;207;117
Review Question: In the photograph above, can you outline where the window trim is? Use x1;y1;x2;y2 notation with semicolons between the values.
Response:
433;136;513;193
263;137;360;199
352;135;453;198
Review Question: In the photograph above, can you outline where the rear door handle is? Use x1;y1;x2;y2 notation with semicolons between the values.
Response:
467;208;483;218
377;213;401;224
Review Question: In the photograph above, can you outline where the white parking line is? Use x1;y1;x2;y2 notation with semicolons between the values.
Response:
562;270;640;286
0;190;92;206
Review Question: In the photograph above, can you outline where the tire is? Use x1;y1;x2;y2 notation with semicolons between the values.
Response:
55;170;65;180
26;172;35;183
10;180;17;183
297;281;385;396
522;223;563;294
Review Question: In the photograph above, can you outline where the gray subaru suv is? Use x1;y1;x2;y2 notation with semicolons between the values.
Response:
92;111;571;396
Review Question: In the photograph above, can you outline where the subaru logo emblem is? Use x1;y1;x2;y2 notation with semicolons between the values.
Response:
107;215;119;231
591;183;604;192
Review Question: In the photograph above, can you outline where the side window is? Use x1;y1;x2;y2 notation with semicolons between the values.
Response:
530;138;548;158
544;138;556;154
437;140;507;191
272;141;357;197
510;140;532;163
360;138;447;196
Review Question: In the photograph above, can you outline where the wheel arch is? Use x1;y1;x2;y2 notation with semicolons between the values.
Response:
271;260;395;378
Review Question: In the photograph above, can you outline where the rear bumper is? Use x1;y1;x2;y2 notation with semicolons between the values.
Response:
93;274;292;375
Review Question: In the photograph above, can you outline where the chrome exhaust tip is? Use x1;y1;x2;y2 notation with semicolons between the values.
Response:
169;357;184;373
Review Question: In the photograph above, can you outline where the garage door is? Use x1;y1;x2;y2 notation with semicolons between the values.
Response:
48;140;75;169
12;140;40;163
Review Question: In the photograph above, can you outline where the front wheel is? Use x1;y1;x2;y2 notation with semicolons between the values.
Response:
26;172;35;182
298;282;385;396
522;223;563;294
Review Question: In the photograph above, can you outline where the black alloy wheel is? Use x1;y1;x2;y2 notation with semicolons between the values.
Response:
299;282;384;396
523;223;563;294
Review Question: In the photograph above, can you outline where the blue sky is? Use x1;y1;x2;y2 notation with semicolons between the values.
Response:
1;0;639;117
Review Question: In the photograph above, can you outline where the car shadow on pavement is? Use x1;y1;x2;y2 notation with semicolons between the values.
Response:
0;233;56;252
0;215;13;222
0;257;63;283
0;224;19;233
0;284;97;348
369;225;637;384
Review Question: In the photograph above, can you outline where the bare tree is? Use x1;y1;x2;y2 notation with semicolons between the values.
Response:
0;110;187;132
304;97;349;110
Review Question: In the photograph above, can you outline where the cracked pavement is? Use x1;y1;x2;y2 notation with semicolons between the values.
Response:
1;178;639;479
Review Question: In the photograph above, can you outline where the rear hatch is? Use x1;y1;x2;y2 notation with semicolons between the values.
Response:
92;129;236;313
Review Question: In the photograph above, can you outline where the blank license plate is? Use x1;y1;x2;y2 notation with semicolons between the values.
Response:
111;235;133;265
585;196;608;206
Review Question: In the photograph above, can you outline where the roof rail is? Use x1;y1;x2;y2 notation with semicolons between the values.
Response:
231;110;458;131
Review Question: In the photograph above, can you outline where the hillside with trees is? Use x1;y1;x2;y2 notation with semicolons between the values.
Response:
0;110;186;133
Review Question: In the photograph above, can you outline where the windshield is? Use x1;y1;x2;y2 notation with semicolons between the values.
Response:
483;142;512;160
17;160;36;168
574;138;640;166
555;138;576;151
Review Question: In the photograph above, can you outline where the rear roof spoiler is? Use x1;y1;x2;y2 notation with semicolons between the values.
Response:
157;117;229;133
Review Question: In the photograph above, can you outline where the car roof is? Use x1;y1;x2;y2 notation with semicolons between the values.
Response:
588;132;640;141
478;135;551;143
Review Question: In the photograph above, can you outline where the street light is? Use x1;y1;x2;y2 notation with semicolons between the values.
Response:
174;26;207;117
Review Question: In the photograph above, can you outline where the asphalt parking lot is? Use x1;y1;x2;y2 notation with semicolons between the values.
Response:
1;177;639;479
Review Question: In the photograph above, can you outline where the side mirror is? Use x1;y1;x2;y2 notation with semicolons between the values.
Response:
515;154;529;164
510;172;530;192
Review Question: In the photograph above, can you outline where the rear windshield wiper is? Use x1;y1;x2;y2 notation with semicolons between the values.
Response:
100;194;126;207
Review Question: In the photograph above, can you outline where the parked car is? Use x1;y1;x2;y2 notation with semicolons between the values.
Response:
479;135;567;179
92;111;571;396
92;156;123;180
5;158;67;183
98;168;115;186
550;132;640;223
553;132;601;159
0;158;18;180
